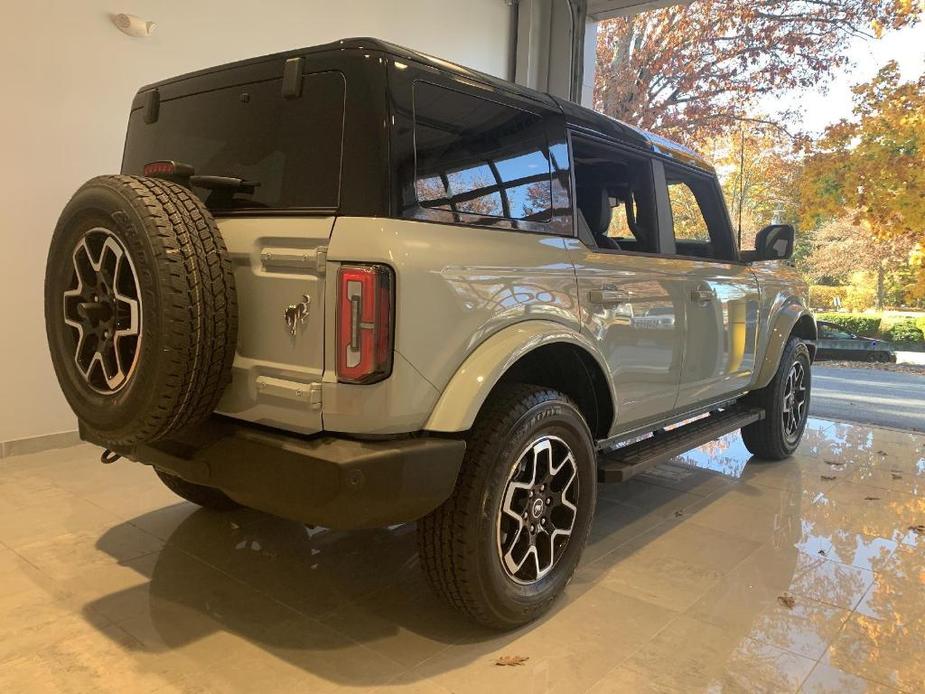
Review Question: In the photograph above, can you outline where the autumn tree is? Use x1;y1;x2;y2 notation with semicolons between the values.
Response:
594;0;920;144
708;126;800;249
800;61;925;233
803;216;917;309
800;61;925;302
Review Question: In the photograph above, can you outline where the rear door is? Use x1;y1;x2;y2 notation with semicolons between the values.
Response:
657;162;760;409
121;71;347;434
567;136;685;431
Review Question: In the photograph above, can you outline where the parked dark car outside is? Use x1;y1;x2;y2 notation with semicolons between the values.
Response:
815;321;896;362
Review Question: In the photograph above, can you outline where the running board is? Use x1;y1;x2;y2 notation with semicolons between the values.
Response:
597;406;764;483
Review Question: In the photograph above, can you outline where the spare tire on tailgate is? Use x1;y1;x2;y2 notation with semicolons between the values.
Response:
44;175;237;449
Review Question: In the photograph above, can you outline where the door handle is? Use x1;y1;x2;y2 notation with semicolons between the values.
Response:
588;289;629;306
691;289;714;303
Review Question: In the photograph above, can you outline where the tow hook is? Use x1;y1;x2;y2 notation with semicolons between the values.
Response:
100;449;122;465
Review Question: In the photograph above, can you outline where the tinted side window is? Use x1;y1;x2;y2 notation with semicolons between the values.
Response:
819;324;851;339
122;72;345;212
571;135;658;254
667;182;710;242
412;81;552;223
663;164;736;261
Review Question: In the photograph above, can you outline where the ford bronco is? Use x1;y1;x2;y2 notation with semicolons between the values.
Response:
44;38;815;629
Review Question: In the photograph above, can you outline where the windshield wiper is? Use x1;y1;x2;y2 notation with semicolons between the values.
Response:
143;161;260;195
190;175;259;196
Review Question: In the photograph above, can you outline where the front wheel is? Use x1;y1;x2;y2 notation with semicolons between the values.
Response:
741;337;811;460
417;384;597;629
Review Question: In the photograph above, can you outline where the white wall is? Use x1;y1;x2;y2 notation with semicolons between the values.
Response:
0;1;512;444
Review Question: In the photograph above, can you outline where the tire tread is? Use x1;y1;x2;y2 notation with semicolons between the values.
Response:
741;337;811;460
46;175;237;448
417;384;589;628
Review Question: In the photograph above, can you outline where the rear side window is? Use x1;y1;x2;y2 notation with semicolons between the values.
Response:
412;81;553;223
122;71;345;212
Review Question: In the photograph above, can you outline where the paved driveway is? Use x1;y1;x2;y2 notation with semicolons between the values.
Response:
811;365;925;432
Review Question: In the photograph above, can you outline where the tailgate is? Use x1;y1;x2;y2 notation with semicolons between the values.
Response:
215;217;332;434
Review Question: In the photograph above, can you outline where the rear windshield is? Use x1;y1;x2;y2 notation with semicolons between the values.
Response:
122;71;345;212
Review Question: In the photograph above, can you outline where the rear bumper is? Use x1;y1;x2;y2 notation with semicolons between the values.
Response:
89;417;465;529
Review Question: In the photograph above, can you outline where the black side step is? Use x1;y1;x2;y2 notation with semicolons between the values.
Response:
597;406;764;483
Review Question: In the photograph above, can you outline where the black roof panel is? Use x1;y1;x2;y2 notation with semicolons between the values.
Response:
138;37;713;173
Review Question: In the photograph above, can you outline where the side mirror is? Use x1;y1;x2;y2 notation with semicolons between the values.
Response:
754;224;795;261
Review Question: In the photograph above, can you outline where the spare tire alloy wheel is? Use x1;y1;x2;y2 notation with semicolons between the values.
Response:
497;436;578;584
45;175;237;450
63;229;142;394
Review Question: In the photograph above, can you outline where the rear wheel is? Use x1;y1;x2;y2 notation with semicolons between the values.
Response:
155;469;241;511
417;384;596;629
741;337;811;460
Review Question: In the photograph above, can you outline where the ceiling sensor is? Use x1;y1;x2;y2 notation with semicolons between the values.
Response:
111;13;157;38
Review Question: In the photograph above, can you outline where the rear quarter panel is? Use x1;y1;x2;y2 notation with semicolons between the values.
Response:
322;218;582;433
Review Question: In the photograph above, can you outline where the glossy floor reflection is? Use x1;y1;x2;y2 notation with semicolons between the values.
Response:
1;418;924;692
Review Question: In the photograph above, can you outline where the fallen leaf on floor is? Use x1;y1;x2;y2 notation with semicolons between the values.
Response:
496;655;529;667
823;460;842;466
864;496;881;501
877;450;887;456
674;510;684;518
821;475;837;481
908;525;925;535
777;595;796;609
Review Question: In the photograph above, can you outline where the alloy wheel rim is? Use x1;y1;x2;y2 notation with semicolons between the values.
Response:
496;435;579;585
782;361;807;443
62;228;142;394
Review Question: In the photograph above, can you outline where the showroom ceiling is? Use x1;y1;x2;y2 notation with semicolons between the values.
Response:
587;0;692;21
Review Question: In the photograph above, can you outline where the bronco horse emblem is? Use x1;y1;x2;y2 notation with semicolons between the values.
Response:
284;294;311;336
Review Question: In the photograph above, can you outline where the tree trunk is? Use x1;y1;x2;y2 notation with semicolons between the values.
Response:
876;264;885;310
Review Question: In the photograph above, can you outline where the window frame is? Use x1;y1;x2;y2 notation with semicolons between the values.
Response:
566;130;664;258
388;62;572;236
409;79;559;230
657;160;741;263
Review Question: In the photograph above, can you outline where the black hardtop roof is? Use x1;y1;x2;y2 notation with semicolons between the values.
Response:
138;37;713;173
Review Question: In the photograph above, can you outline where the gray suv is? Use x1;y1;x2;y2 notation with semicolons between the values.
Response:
44;38;816;629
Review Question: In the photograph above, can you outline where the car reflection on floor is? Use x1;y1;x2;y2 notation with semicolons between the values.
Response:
0;417;923;691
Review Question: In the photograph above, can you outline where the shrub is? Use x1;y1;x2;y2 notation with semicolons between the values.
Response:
814;313;882;337
917;316;925;335
886;320;925;344
809;285;847;310
879;314;905;333
843;276;877;312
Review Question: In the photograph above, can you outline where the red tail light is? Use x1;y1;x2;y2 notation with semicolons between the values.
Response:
336;264;394;384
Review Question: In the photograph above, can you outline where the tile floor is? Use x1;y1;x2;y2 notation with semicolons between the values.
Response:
1;418;924;693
